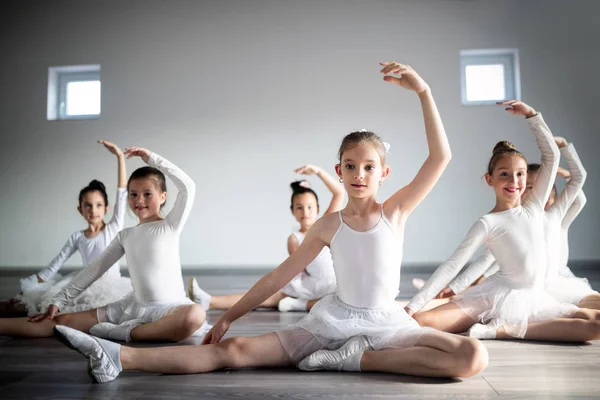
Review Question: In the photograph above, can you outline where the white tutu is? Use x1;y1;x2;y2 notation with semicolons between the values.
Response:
546;276;597;305
452;275;579;338
16;272;132;316
281;272;336;300
277;294;432;364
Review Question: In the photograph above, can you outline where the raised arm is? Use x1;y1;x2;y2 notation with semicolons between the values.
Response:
202;218;329;344
380;63;452;217
98;140;127;189
35;234;79;283
500;101;560;210
294;165;345;215
125;147;196;232
447;249;496;295
562;190;586;230
549;139;587;219
406;220;487;314
98;141;127;229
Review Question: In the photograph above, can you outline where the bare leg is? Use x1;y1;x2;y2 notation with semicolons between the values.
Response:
495;308;600;342
577;294;600;311
361;331;488;378
121;332;291;373
396;298;451;312
413;302;478;333
210;291;287;310
130;304;206;342
0;310;98;337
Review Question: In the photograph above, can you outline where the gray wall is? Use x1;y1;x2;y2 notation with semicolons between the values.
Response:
0;0;598;270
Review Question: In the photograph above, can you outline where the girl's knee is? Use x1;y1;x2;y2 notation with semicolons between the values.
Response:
455;338;489;377
171;305;206;341
413;311;433;327
219;336;248;366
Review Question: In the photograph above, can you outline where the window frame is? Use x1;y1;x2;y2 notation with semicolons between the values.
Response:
460;49;520;106
47;65;101;121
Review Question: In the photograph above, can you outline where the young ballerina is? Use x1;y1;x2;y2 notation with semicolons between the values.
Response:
0;147;209;343
428;166;568;300
188;165;344;312
52;62;489;383
407;100;600;341
433;154;598;311
0;141;131;317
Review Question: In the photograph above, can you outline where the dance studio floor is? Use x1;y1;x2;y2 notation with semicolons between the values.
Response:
1;266;599;399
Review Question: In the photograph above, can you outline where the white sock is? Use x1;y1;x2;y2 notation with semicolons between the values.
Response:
189;277;212;311
468;323;497;339
90;319;144;342
278;297;308;312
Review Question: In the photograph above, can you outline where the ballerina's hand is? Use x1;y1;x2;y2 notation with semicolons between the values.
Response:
553;136;568;149
557;166;571;179
294;165;321;176
28;304;59;323
98;140;124;157
201;318;231;345
436;287;456;299
124;147;152;163
380;62;429;93
404;307;415;317
497;100;537;118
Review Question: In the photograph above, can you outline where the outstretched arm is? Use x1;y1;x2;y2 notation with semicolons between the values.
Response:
35;234;78;282
99;141;128;229
406;220;487;314
98;140;127;189
499;101;560;210
381;63;451;218
31;234;125;321
202;219;328;344
549;139;586;219
447;249;496;295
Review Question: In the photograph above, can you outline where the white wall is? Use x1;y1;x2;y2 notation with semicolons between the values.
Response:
0;0;598;269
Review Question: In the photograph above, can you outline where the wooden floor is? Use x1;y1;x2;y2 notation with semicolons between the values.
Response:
1;267;599;399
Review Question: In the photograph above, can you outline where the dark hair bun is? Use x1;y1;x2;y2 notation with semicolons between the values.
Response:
79;180;109;206
87;180;106;192
290;180;310;192
493;141;517;155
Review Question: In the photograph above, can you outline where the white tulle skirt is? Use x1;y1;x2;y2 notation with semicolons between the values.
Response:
280;271;337;300
545;276;597;305
16;272;132;316
452;275;579;338
277;294;433;364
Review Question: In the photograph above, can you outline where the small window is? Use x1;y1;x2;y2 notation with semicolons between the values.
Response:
460;49;520;105
47;65;101;120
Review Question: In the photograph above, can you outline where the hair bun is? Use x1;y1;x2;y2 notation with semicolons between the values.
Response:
290;180;310;192
493;141;517;155
88;180;106;192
